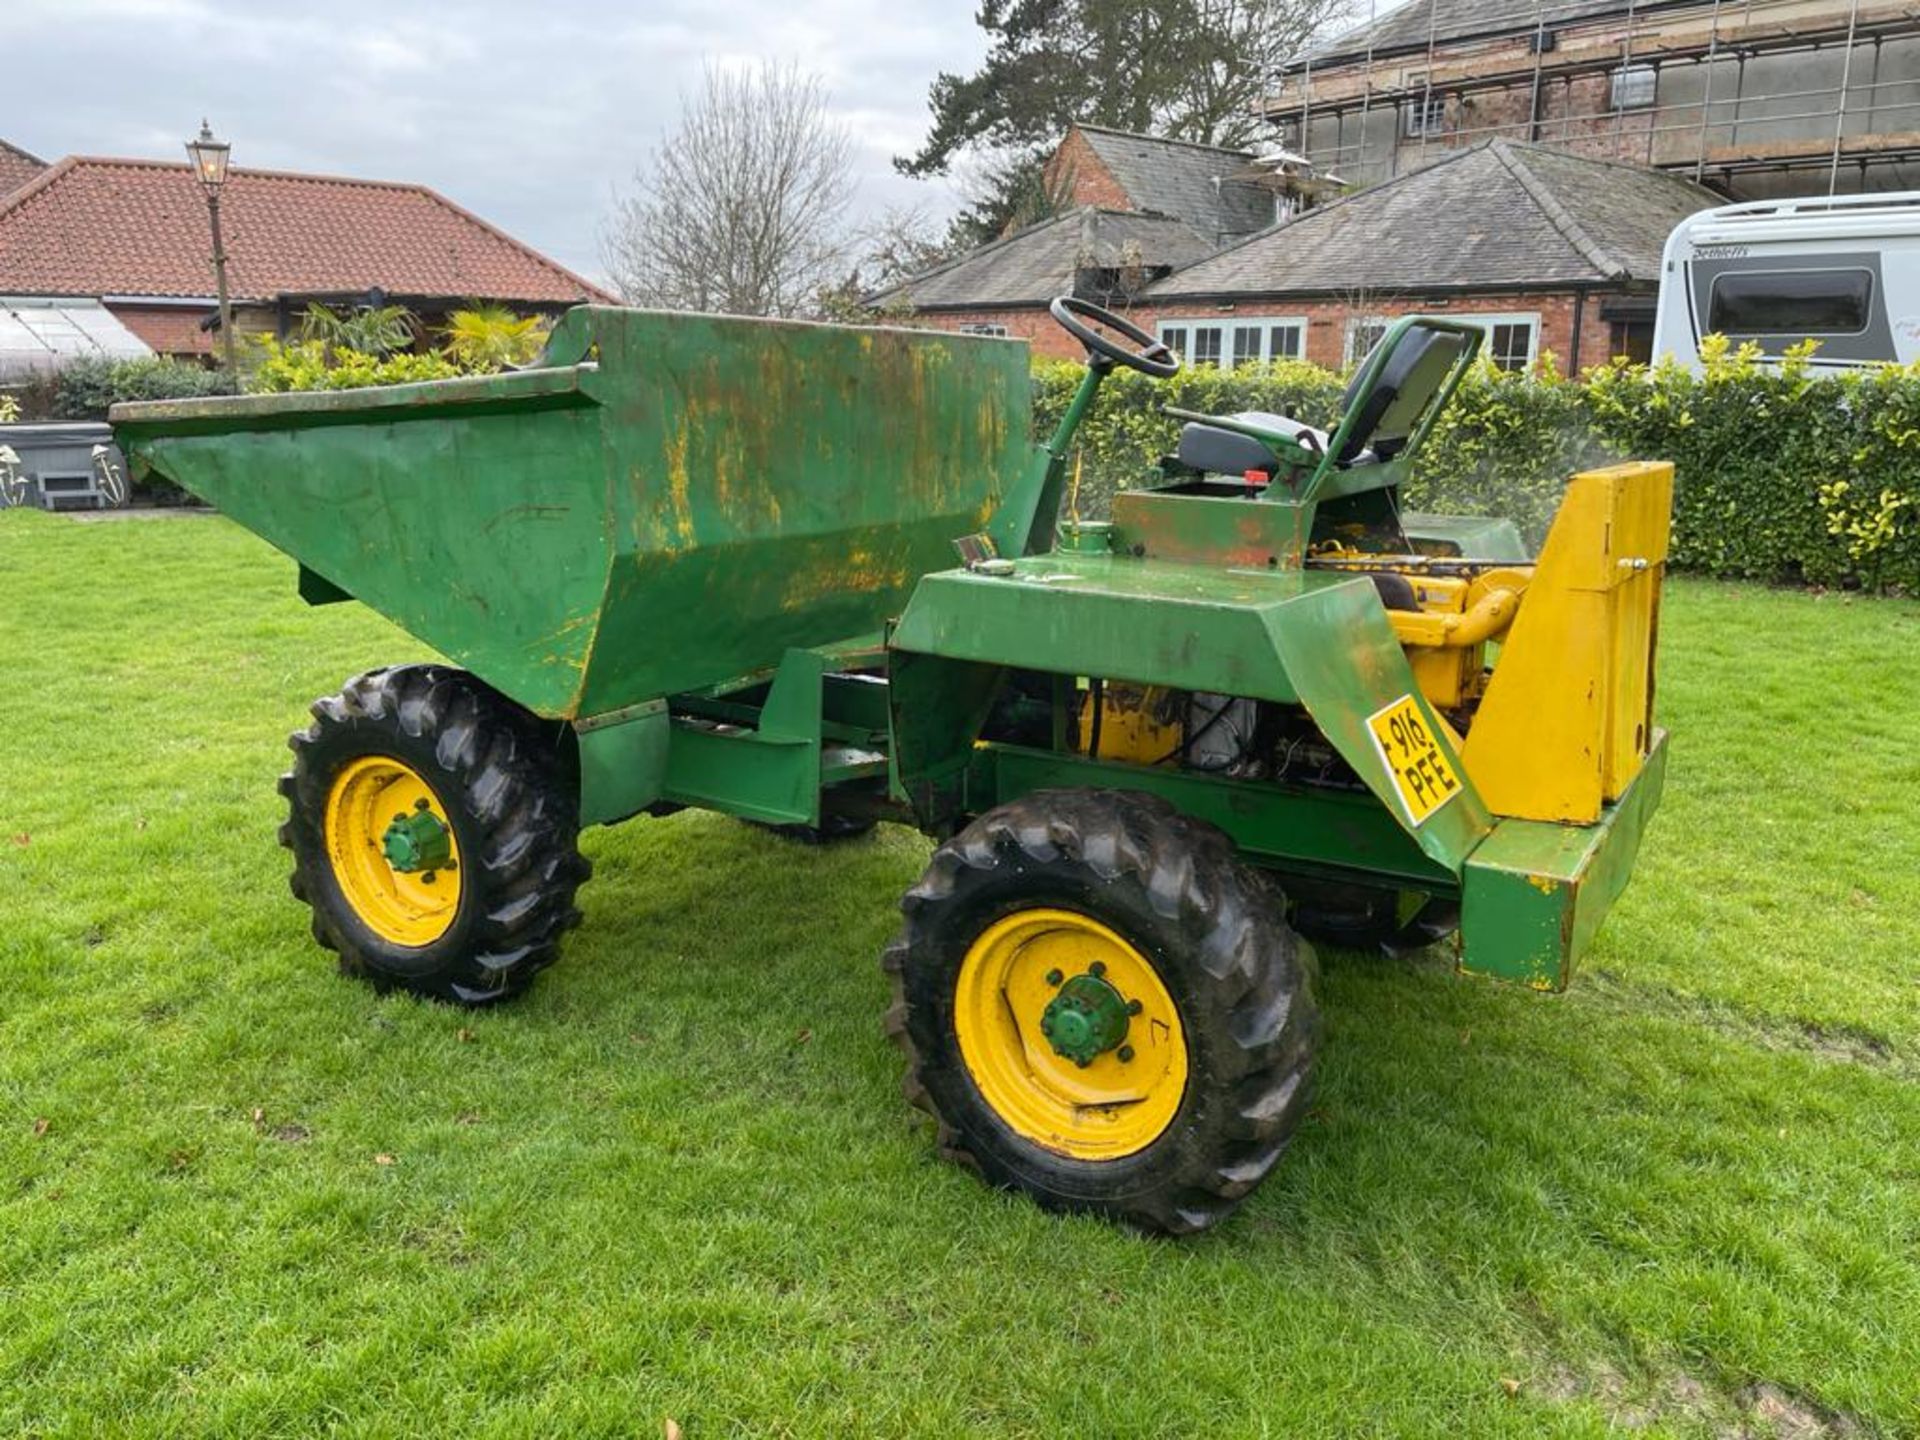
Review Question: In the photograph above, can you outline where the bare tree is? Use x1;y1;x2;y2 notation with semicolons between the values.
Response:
602;64;855;318
815;205;959;324
852;204;961;295
1167;0;1362;150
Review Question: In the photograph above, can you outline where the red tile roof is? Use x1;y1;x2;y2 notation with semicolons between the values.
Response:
0;155;614;305
0;141;47;199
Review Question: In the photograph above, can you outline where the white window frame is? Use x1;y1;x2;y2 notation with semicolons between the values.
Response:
1157;315;1308;369
1458;311;1542;371
1346;312;1542;371
1345;316;1393;365
1403;93;1447;137
956;321;1009;337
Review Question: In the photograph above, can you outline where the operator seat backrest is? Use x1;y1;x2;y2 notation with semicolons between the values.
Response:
1333;325;1468;463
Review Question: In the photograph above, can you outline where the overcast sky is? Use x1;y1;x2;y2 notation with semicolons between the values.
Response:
0;0;991;284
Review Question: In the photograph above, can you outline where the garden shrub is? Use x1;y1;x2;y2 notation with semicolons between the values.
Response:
1588;338;1798;581
1407;353;1607;547
442;305;552;370
48;355;236;419
1034;339;1920;593
244;304;549;393
247;338;462;393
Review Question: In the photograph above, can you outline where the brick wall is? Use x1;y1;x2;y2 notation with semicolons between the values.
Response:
1044;128;1131;210
1446;72;1656;164
917;307;1089;361
1290;0;1920;191
110;302;275;360
922;286;1635;371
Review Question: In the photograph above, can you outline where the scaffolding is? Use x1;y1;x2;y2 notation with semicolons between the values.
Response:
1271;0;1920;196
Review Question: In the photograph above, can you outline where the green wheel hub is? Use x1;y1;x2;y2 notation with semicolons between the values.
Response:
1040;969;1134;1067
381;801;453;874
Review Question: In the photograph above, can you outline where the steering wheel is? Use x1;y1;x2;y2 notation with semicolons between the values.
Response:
1049;296;1181;379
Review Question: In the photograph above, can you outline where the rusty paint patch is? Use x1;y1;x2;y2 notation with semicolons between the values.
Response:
778;543;909;613
664;419;696;551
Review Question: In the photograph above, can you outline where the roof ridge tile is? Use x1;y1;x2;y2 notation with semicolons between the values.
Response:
1494;141;1624;278
1074;123;1255;160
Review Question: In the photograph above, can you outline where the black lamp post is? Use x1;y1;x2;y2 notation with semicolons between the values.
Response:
185;120;237;373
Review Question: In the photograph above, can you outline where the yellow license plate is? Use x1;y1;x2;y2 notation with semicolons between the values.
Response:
1366;695;1464;826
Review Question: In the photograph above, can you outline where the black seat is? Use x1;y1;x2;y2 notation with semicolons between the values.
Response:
1334;327;1463;462
1168;321;1471;480
1176;423;1281;478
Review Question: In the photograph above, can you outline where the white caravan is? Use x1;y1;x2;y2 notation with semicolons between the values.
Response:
1653;191;1920;372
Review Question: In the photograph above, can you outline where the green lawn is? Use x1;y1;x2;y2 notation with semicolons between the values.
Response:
1;508;1916;1439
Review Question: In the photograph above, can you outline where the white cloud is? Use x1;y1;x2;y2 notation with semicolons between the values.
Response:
1;0;989;282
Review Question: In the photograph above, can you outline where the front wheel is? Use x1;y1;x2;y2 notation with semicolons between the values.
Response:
279;664;589;1005
884;789;1318;1234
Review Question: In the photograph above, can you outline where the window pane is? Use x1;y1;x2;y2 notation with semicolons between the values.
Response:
1231;325;1262;367
1192;326;1223;367
1708;269;1873;335
1161;326;1189;358
1269;324;1301;359
1350;322;1386;363
1488;321;1532;372
1403;96;1445;136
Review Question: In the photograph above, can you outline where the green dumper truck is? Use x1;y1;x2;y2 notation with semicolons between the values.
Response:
112;299;1670;1233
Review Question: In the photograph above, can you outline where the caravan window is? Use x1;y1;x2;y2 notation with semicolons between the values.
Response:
1707;268;1873;336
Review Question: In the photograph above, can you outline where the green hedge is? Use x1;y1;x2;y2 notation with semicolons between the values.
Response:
45;355;237;419
1034;338;1920;593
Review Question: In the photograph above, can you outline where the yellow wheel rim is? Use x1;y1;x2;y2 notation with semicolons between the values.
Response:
954;908;1187;1160
323;755;463;947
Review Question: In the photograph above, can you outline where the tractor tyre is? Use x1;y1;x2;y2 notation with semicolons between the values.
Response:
883;788;1318;1235
279;664;590;1006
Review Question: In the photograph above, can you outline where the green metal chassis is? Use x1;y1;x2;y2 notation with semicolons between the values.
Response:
111;308;1664;991
561;312;1658;990
585;580;1664;993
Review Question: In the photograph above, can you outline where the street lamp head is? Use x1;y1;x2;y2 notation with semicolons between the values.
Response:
185;119;231;194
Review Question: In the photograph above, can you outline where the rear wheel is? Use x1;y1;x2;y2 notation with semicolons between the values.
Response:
280;664;589;1005
884;788;1318;1234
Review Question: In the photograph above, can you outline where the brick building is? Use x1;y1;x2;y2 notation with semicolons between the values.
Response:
886;131;1717;370
1271;0;1920;199
1044;124;1290;245
873;208;1218;359
875;125;1306;358
0;143;611;375
1137;140;1717;370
